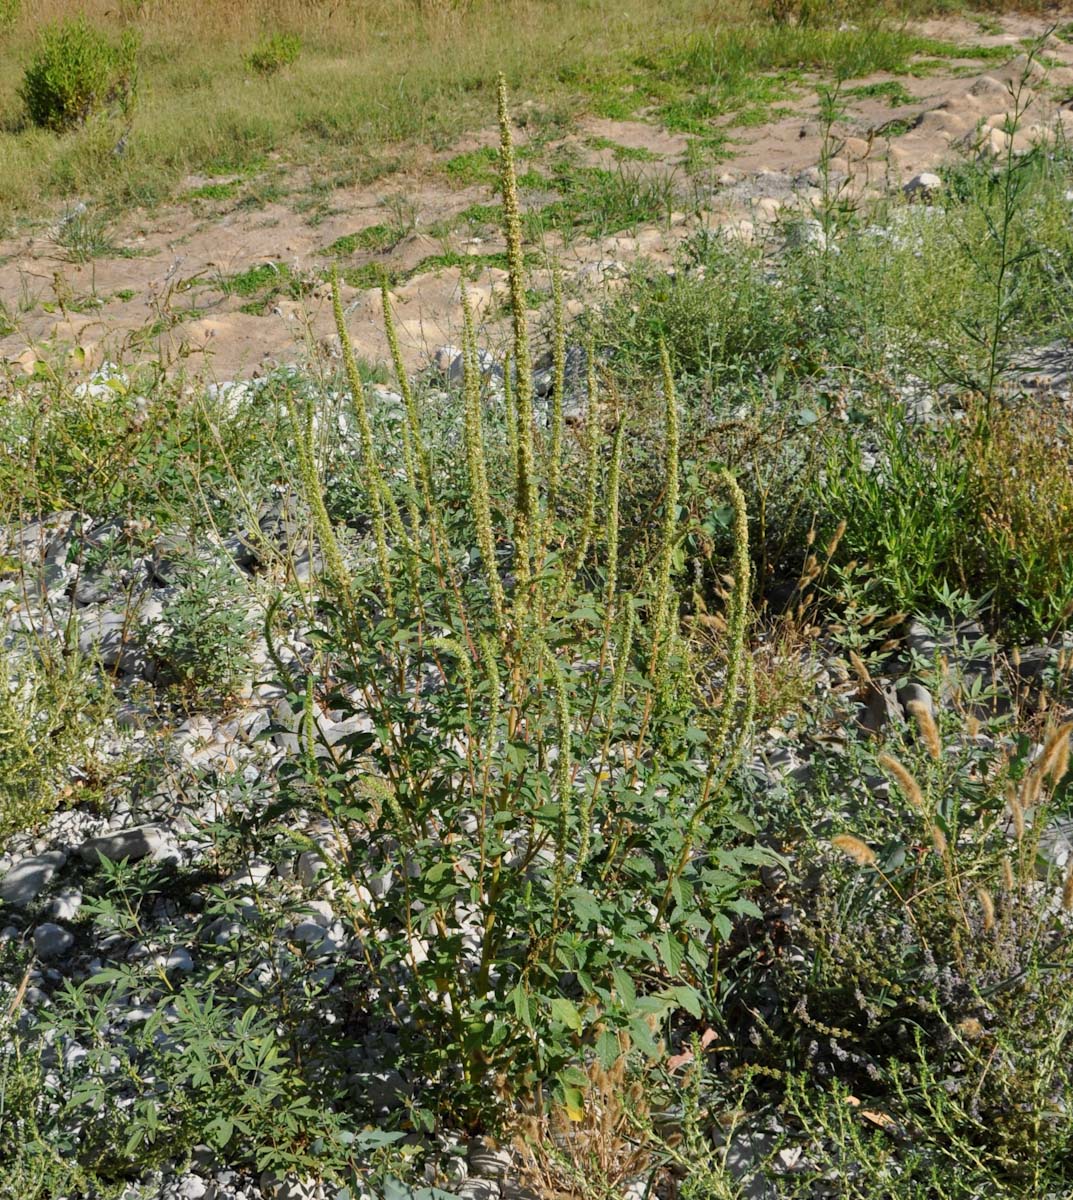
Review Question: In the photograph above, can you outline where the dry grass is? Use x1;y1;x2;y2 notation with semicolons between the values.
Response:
0;0;733;221
0;0;1056;223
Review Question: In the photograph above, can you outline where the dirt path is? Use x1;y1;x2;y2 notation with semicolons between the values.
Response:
1;12;1071;383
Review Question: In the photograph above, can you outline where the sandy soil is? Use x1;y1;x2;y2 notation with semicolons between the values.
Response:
1;12;1071;383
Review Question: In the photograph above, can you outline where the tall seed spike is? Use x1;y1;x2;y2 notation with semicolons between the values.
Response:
461;285;505;634
651;340;680;686
548;263;566;515
496;74;536;550
551;661;573;919
603;417;627;615
331;269;397;605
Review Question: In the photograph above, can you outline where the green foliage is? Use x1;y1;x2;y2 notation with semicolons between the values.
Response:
140;555;256;705
594;233;799;384
246;32;301;76
523;160;677;240
324;222;407;256
49;207;118;263
0;0;19;37
0;641;112;840
19;18;137;131
444;146;500;186
259;78;762;1129
819;410;972;616
727;703;1073;1196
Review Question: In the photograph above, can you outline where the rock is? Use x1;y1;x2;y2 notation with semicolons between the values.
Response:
166;946;195;974
859;680;902;735
297;850;331;891
468;1140;513;1181
903;172;942;200
457;1181;501;1200
48;887;82;921
291;921;327;947
76;606;154;677
303;900;334;927
79;824;167;867
897;682;936;721
432;344;499;386
259;1170;320;1200
34;922;74;960
0;851;67;908
785;217;826;251
905;620;938;658
177;1175;210;1200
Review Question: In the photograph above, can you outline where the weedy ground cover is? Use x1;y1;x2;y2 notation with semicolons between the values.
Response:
0;0;1036;226
1;20;1073;1200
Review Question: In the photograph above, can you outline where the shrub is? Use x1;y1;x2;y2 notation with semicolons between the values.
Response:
966;398;1073;639
0;639;112;840
19;18;138;132
262;74;765;1130
141;555;256;706
722;692;1073;1196
246;32;301;76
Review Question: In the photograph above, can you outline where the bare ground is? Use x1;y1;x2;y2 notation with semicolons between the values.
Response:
1;12;1071;383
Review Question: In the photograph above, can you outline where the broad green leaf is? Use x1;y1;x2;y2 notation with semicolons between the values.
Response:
550;997;583;1032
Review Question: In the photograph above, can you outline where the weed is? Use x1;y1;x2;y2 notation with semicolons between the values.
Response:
140;555;256;705
324;222;407;257
0;634;113;840
20;17;137;131
444;145;500;185
845;78;916;105
524;161;677;240
49;206;117;263
186;180;240;201
246;32;301;76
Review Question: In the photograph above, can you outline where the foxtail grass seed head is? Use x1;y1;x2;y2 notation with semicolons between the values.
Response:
832;834;877;867
849;651;871;686
976;886;995;933
1019;765;1042;812
1063;860;1073;914
907;699;941;761
878;753;925;811
1008;794;1025;842
930;824;947;857
825;519;847;559
1041;722;1073;786
1002;855;1016;892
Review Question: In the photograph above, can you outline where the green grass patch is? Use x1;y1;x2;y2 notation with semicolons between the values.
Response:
185;180;241;201
323;222;407;257
444;145;500;186
846;78;916;105
586;135;659;162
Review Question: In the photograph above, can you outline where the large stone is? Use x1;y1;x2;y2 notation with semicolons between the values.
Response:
0;851;67;908
76;606;155;677
79;824;167;867
903;172;942;200
34;922;74;960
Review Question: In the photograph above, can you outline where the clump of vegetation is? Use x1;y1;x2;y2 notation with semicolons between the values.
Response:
245;32;301;76
19;17;137;131
0;643;112;840
141;555;257;705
